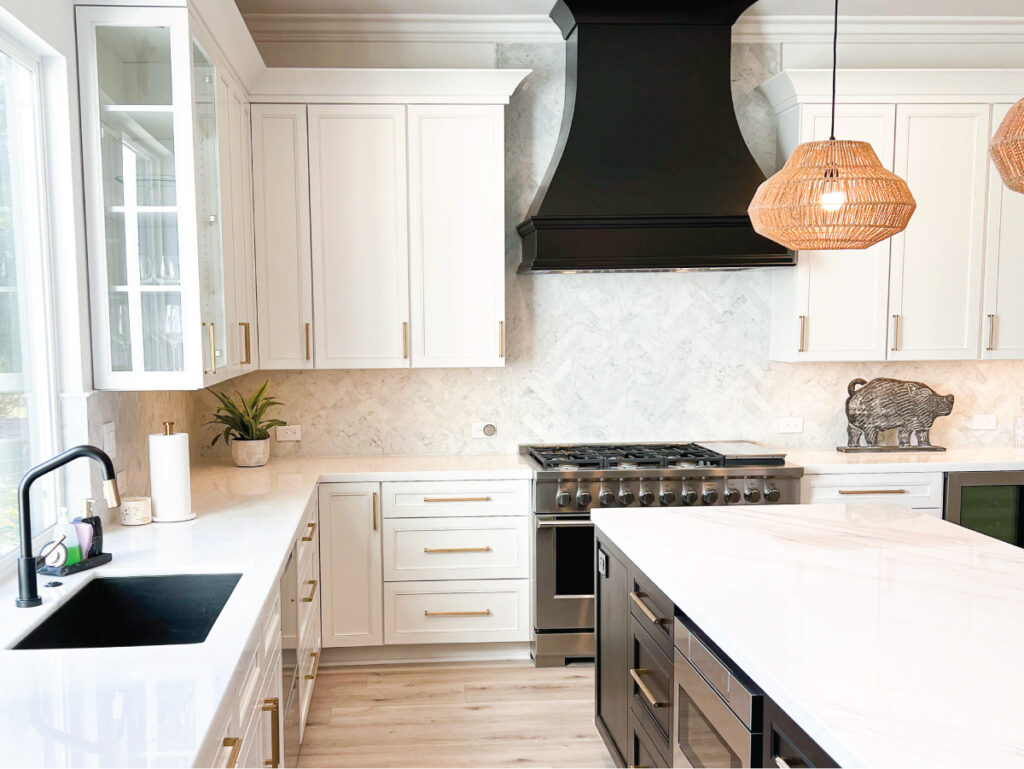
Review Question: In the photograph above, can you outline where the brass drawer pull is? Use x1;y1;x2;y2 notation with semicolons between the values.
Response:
498;320;505;357
423;496;492;503
305;651;319;680
891;314;900;352
402;321;409;359
372;491;378;532
305;322;311;361
838;488;907;495
203;322;218;375
222;737;242;768
424;546;492;554
424;609;492;617
300;579;318;602
798;315;807;353
775;758;793;769
629;668;668;708
300;521;317;542
629;591;668;625
262;698;280;768
988;313;996;351
240;322;252;365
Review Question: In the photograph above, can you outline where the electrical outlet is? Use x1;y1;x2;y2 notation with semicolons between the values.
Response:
276;425;302;442
778;416;804;434
972;414;997;431
101;422;117;460
471;422;498;439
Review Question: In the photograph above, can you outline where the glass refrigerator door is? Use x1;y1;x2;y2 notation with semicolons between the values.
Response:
958;485;1021;546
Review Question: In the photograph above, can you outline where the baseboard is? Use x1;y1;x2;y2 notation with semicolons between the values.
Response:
319;641;532;667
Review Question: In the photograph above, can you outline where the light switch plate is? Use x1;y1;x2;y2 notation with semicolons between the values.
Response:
276;425;301;442
471;422;497;438
972;414;997;431
101;422;117;460
778;416;803;434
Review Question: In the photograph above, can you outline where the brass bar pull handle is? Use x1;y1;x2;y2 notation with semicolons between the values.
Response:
424;609;492;617
424;546;492;554
629;591;668;625
774;758;793;769
838;488;907;495
988;314;996;351
240;322;251;365
262;698;280;768
402;321;409;359
304;651;319;680
798;315;807;353
891;314;900;352
423;496;492;503
300;579;318;602
304;322;311;361
222;737;242;769
372;491;378;532
300;521;317;542
629;669;668;708
498;320;505;357
202;323;218;374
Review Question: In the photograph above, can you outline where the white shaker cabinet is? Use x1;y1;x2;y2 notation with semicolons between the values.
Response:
251;104;314;369
888;104;989;361
308;105;410;368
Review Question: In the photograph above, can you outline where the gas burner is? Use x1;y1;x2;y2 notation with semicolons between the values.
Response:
526;443;729;470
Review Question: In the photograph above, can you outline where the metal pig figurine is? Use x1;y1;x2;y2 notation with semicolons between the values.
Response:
843;377;954;451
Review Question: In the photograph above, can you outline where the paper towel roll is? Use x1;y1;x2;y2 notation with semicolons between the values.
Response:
149;431;196;522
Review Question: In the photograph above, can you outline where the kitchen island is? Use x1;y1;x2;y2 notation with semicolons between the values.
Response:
593;502;1024;767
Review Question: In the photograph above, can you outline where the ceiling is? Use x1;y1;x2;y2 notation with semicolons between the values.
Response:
234;0;1024;17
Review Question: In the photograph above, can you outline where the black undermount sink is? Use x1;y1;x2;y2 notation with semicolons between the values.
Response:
12;574;242;650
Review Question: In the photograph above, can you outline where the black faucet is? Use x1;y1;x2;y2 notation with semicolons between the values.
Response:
16;445;121;608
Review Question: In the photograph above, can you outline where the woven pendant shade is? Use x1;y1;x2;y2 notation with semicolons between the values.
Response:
748;140;917;251
991;97;1024;193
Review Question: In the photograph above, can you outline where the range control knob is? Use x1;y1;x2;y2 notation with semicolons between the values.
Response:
638;487;655;506
555;489;573;507
599;488;616;507
724;487;741;504
702;488;719;505
764;486;782;503
680;488;698;506
618;487;635;506
744;487;762;503
577;489;593;507
660;489;678;506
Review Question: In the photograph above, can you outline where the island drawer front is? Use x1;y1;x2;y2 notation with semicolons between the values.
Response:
383;579;529;644
296;495;319;565
802;472;944;508
629;566;674;660
383;516;529;581
629;701;671;768
629;615;673;748
297;530;321;634
298;608;322;741
381;480;529;519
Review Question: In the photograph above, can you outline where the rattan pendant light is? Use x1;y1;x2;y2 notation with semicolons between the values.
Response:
991;99;1024;193
747;0;916;250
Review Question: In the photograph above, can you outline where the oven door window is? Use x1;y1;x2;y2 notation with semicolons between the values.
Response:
959;485;1021;545
554;524;595;596
677;685;742;768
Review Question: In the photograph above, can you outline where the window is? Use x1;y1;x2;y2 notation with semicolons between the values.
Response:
0;36;59;563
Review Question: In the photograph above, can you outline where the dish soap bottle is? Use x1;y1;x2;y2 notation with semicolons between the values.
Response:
59;509;82;566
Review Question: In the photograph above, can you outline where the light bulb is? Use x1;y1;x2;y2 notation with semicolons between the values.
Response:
819;189;847;212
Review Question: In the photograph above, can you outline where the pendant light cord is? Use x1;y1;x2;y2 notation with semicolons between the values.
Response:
830;0;839;141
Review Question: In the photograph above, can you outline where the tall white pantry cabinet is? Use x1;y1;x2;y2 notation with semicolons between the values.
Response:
762;69;1024;363
250;70;528;371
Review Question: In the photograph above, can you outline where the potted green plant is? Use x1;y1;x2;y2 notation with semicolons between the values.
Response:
205;381;286;467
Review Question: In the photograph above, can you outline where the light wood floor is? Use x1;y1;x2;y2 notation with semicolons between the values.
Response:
297;660;616;768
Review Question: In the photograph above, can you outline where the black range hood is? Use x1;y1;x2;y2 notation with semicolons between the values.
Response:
517;0;793;273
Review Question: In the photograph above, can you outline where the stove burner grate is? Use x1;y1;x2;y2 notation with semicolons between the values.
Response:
527;443;726;470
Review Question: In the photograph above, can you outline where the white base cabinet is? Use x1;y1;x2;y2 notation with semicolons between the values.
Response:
801;471;944;519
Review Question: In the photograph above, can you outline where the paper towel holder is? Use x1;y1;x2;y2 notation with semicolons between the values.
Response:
163;421;174;435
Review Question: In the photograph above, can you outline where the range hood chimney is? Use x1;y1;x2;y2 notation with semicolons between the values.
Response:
517;0;793;272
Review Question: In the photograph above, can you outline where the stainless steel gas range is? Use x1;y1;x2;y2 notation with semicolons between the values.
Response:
522;442;804;667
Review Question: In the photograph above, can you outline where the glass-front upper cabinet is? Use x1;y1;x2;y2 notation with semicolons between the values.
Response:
77;5;233;389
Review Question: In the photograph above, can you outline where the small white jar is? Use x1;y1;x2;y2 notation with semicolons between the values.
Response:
120;496;153;526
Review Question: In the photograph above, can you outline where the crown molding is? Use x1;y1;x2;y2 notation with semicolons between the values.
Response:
733;15;1024;44
242;12;563;44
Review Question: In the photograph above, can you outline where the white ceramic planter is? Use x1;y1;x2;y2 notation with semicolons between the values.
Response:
231;438;270;468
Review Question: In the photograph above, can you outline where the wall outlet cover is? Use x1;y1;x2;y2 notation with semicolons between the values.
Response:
471;422;497;439
101;422;116;461
276;425;302;441
972;414;997;431
778;416;803;434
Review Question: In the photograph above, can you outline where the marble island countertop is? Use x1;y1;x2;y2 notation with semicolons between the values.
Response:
593;503;1024;768
0;454;533;768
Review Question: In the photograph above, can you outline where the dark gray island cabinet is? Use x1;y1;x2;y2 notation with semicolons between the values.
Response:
595;529;838;769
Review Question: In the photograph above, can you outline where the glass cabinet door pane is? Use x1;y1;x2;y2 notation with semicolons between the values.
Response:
960;486;1020;545
192;42;226;371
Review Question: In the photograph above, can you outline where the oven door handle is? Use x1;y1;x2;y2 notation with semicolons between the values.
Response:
535;518;594;528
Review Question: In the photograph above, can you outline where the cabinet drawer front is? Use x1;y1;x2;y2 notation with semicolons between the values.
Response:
262;592;281;661
630;702;671;768
629;567;674;660
382;480;528;518
630;616;673;745
384;579;529;644
298;610;321;742
803;472;943;508
383;516;528;581
296;499;319;566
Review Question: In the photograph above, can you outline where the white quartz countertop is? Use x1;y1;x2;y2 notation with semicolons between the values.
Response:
593;503;1024;768
786;445;1024;474
0;454;531;768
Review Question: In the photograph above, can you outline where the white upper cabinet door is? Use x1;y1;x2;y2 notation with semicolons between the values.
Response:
308;105;410;369
888;104;990;360
982;104;1024;359
407;105;506;368
252;104;313;369
787;104;896;362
